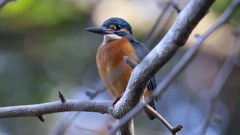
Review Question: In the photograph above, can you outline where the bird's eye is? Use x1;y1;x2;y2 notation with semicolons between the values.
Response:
116;25;121;30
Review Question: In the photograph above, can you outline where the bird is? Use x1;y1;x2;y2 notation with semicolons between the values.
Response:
86;17;156;120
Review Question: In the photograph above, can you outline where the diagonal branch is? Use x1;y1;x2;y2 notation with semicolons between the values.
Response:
124;56;183;134
143;0;181;47
201;23;240;135
143;1;172;46
108;0;240;134
109;0;215;128
156;0;240;99
145;104;183;135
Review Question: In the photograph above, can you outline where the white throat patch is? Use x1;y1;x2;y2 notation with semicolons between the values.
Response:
103;34;121;45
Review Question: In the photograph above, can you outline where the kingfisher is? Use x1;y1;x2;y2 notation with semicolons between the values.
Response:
86;17;156;120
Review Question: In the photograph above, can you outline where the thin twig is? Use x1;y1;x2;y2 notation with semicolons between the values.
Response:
171;125;183;135
144;0;181;47
124;56;137;69
58;90;66;103
145;104;172;130
209;29;240;99
108;0;240;134
171;1;181;13
143;1;172;46
201;23;240;135
145;104;183;135
51;111;80;135
85;79;107;98
85;88;105;98
38;115;45;122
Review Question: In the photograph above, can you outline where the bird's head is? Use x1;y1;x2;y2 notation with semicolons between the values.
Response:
86;17;132;44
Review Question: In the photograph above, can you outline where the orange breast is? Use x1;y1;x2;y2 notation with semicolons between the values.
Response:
96;36;139;99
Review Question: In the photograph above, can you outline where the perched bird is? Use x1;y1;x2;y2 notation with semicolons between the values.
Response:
86;17;156;120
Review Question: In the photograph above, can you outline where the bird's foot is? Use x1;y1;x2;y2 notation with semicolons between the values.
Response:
112;92;124;106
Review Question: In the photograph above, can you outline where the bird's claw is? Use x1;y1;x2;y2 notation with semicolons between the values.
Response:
112;93;124;107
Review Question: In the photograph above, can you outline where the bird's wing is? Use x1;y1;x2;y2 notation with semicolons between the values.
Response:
128;37;157;92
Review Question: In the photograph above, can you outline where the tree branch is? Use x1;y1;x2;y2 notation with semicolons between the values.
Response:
124;56;183;134
52;82;107;135
156;0;240;99
0;0;239;135
201;23;240;135
124;56;137;69
109;0;215;134
112;0;239;132
0;100;111;118
145;104;183;135
117;119;134;135
108;0;240;134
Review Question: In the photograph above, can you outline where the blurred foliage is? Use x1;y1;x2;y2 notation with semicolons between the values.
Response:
0;0;88;105
0;1;91;134
212;0;240;21
212;0;232;14
0;0;83;29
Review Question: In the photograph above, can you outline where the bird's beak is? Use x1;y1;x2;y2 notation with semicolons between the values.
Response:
86;27;115;35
